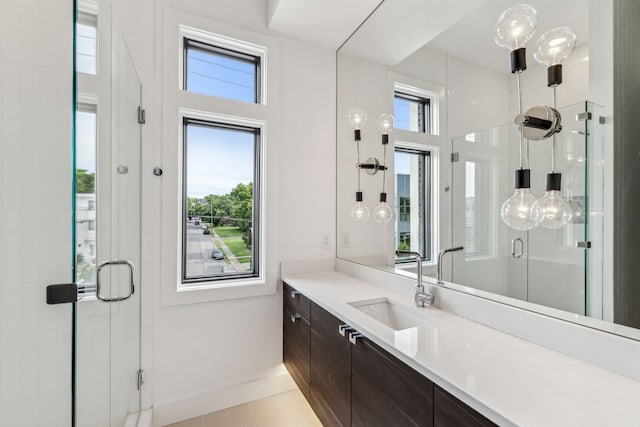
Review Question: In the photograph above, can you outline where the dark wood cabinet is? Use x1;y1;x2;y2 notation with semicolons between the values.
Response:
352;337;434;427
282;283;498;427
309;301;352;427
434;385;496;427
283;283;311;398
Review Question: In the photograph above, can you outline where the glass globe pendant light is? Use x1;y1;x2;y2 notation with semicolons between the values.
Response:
496;4;539;230
351;191;370;222
373;114;394;223
531;27;576;229
495;4;538;73
349;108;370;222
533;27;577;87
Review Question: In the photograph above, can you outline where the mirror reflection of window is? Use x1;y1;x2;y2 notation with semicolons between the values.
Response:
76;12;98;75
394;148;432;262
463;158;495;259
75;105;97;286
394;92;430;133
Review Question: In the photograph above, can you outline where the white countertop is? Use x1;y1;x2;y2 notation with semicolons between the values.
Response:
282;270;640;427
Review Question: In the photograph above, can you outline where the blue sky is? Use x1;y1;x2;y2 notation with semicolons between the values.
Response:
75;39;257;198
186;124;254;198
395;151;411;175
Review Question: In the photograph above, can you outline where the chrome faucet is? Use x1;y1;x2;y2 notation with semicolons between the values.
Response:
437;246;464;285
396;250;434;307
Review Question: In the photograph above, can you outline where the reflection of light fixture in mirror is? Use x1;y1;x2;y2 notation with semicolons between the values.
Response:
496;4;538;230
374;114;394;223
534;26;577;87
349;107;370;222
351;191;370;223
531;30;576;229
495;3;538;73
348;107;367;141
501;169;539;230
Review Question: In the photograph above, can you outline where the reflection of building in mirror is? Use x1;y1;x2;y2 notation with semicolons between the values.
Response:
394;147;432;263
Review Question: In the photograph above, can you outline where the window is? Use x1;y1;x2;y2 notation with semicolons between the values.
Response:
184;38;260;103
163;14;277;304
395;148;432;262
464;159;493;258
394;92;430;133
182;118;260;284
75;104;97;286
76;12;97;74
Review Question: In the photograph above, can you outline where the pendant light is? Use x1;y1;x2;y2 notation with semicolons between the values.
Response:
373;114;394;223
531;27;576;229
496;4;539;231
349;108;370;222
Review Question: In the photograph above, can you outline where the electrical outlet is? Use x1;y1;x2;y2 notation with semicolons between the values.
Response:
321;233;331;250
341;232;350;248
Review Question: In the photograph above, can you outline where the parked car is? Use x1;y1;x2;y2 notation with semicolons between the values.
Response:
203;228;210;234
211;249;224;260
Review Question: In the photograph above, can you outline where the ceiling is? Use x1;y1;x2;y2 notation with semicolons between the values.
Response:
267;0;383;50
268;0;589;74
427;0;589;74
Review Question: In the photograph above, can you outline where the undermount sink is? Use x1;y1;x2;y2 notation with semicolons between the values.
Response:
349;298;425;331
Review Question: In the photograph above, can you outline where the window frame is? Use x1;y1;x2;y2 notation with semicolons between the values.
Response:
394;91;431;134
178;25;268;105
161;10;279;306
394;147;433;263
183;37;262;104
393;82;440;136
180;117;262;285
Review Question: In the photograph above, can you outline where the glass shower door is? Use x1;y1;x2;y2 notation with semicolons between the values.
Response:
451;124;527;297
74;1;142;425
451;102;603;317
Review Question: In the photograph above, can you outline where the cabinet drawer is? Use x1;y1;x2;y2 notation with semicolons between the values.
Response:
283;307;310;398
310;302;351;427
434;385;496;427
352;337;433;427
283;282;310;321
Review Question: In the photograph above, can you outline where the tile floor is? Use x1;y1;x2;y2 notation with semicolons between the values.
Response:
165;390;322;427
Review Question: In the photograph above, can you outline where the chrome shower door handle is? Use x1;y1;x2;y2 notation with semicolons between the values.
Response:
96;259;135;302
512;237;524;259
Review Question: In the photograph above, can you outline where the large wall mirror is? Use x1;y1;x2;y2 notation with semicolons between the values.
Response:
337;0;640;339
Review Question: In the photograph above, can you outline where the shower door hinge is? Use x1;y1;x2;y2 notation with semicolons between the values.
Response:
137;369;145;390
451;152;459;162
137;107;146;124
576;112;592;122
576;241;592;249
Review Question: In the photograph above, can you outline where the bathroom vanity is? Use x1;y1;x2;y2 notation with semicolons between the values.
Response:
283;281;493;426
281;267;640;427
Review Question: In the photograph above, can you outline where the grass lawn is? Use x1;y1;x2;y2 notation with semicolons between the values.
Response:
213;226;244;238
224;237;252;261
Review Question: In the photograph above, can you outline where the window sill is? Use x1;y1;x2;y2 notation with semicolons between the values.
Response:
162;277;276;306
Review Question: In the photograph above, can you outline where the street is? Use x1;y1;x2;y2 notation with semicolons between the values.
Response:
185;222;227;278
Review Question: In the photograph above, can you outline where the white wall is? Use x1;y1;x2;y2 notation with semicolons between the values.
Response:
336;44;511;287
106;0;336;425
0;0;73;425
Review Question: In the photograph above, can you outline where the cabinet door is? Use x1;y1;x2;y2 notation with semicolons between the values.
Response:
352;337;434;427
434;385;496;427
310;302;351;427
283;305;310;398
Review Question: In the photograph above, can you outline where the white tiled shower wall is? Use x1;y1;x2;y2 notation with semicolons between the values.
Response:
0;0;73;425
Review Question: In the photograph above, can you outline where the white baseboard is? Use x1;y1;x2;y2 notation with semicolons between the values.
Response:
152;369;296;426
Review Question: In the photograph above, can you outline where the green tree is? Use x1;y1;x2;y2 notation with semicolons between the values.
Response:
229;183;253;232
76;169;95;193
206;194;232;226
